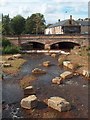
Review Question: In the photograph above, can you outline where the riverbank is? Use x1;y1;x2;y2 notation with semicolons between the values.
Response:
1;46;89;78
58;46;89;80
1;54;26;75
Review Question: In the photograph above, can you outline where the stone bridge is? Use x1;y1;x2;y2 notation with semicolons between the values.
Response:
5;34;89;50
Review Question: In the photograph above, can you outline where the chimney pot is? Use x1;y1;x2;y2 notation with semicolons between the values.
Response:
58;19;60;22
70;15;72;20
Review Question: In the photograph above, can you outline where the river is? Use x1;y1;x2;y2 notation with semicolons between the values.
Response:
2;53;88;119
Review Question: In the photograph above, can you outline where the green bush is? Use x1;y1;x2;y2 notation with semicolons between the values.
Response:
2;38;21;54
2;38;11;47
2;45;20;54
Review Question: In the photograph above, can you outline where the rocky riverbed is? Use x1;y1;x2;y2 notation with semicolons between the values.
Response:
2;50;89;119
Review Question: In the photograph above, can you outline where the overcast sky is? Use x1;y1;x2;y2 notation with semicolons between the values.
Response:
0;0;89;24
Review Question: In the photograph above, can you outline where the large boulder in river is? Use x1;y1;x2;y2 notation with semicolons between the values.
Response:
58;56;67;66
60;71;73;79
42;61;51;67
32;68;46;74
24;86;35;97
20;95;37;109
52;77;63;85
63;61;70;67
82;70;90;78
48;97;71;112
13;54;22;59
63;61;79;70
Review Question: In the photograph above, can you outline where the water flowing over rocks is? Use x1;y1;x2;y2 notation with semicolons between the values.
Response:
20;95;37;109
48;97;71;112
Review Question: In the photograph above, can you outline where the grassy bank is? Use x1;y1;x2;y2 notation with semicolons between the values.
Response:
1;55;26;75
58;46;89;76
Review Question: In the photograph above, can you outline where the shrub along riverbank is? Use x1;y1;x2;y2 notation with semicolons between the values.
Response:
2;38;21;54
1;38;26;75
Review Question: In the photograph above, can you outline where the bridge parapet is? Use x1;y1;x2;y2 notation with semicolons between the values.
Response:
5;34;89;47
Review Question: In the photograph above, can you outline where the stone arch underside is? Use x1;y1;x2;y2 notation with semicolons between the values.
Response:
50;41;80;50
21;41;45;50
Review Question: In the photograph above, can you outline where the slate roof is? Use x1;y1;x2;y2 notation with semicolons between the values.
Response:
48;19;90;28
48;20;67;28
77;20;90;26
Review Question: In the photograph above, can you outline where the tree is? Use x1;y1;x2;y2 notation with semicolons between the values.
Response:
11;15;25;35
25;13;46;34
46;24;52;28
2;14;12;35
11;15;25;45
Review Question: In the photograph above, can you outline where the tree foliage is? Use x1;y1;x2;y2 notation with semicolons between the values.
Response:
2;38;11;47
11;15;25;35
25;13;46;34
2;14;12;35
2;13;46;35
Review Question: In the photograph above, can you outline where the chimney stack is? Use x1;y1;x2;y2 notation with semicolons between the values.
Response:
58;19;60;22
70;15;72;20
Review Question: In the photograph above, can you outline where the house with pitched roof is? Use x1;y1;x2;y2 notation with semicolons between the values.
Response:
45;15;89;34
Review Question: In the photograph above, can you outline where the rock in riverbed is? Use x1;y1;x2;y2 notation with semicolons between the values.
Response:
0;61;6;65
82;70;90;78
21;95;37;109
60;71;73;79
51;53;56;58
13;54;22;59
42;61;51;67
32;68;46;74
52;77;63;85
63;61;71;67
6;56;14;60
24;86;35;96
48;97;71;112
63;61;79;70
3;63;11;67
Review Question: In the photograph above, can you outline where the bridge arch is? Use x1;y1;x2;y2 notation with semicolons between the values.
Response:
50;41;80;50
21;41;44;50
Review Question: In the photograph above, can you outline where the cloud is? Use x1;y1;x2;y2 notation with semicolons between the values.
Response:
53;0;89;3
0;0;88;24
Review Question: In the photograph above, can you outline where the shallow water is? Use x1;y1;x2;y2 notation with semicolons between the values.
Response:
2;53;88;118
